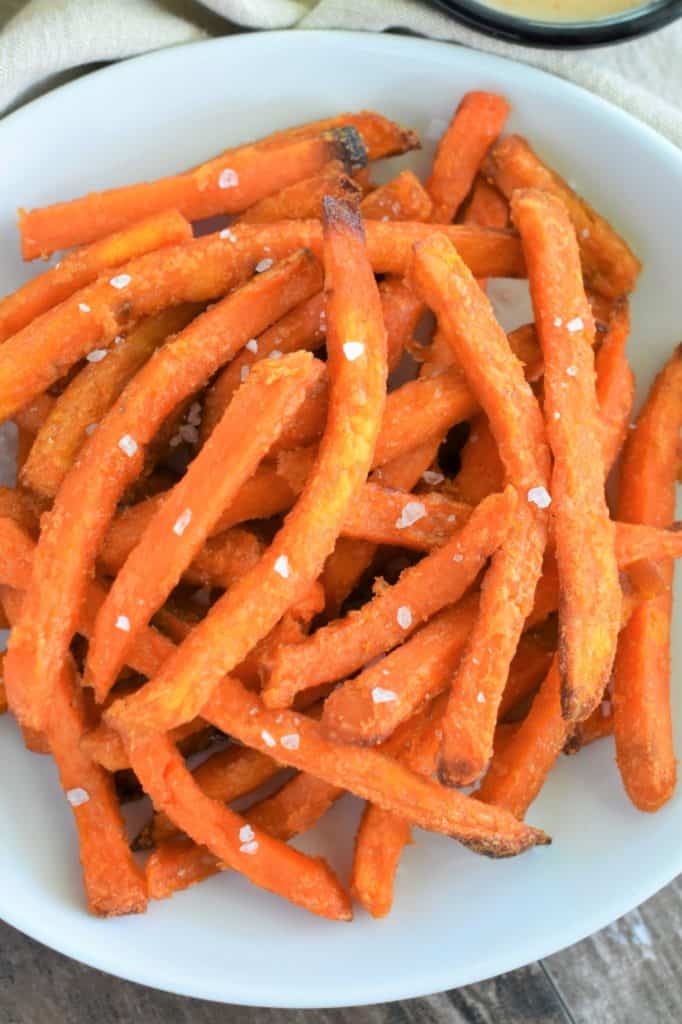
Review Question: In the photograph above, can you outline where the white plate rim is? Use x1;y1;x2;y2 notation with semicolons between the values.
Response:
0;29;681;1008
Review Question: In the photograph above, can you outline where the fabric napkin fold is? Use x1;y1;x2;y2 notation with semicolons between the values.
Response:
0;0;681;147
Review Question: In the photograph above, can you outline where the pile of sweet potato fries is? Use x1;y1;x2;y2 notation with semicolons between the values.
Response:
0;92;679;921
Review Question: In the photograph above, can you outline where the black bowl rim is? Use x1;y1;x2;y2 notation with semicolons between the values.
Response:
430;0;682;46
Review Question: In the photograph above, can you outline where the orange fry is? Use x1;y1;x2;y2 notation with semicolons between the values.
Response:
19;128;366;258
426;92;510;224
104;196;388;736
513;189;621;722
360;170;433;222
612;346;682;811
125;731;351;920
87;351;324;701
263;487;517;709
21;305;200;500
239;160;361;222
409;232;550;786
596;299;634;471
202;675;548;858
484;134;640;297
0;211;191;342
351;804;412;918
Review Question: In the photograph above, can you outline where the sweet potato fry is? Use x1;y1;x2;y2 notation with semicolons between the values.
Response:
13;392;55;436
351;804;412;918
498;632;556;722
426;92;510;224
484;135;641;297
19;129;366;258
612;345;682;811
409;232;550;786
360;171;433;222
80;716;211;773
247;110;419;161
203;674;548;857
146;772;344;900
201;292;326;440
264;487;517;709
596;299;634;471
239;161;361;222
478;591;640;818
0;587;147;915
513;189;621;722
21;306;201;499
461;175;509;230
0;211;192;342
449;415;504;506
125;731;351;920
564;702;614;754
6;250;322;733
104;196;388;736
87;352;324;701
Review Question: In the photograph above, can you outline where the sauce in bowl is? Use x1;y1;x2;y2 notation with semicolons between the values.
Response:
484;0;646;18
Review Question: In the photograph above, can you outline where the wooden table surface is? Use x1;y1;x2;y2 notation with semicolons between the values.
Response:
2;874;681;1022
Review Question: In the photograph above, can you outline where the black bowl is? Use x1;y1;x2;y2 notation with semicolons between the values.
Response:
431;0;682;46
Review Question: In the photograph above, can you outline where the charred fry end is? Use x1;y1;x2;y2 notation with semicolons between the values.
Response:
328;126;368;173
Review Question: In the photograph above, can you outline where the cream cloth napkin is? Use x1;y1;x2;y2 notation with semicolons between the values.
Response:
1;0;681;147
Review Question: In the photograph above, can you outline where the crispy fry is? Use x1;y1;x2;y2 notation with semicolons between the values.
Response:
612;346;682;811
596;299;634;471
564;702;614;754
146;772;344;900
19;129;366;258
264;488;517;708
0;587;147;915
498;632;556;722
409;232;550;786
6;250;323;733
461;175;509;230
80;716;211;773
87;352;324;701
360;170;433;222
247;110;419;161
351;804;412;918
484;135;640;297
1;211;192;342
203;675;548;857
239;161;361;222
125;731;351;920
21;306;201;499
478;591;639;818
426;92;510;224
513;189;621;722
449;415;504;506
14;392;55;435
104;196;388;736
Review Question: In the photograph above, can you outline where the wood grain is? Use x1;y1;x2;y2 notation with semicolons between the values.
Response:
2;877;681;1023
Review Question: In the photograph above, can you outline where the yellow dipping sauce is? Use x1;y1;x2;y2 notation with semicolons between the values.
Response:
483;0;645;19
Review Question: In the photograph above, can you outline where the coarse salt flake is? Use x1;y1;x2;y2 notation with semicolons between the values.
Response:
581;228;591;239
553;317;563;327
187;402;202;427
239;824;255;843
110;274;131;290
245;339;259;354
173;508;192;536
528;486;552;509
477;692;486;704
261;730;276;748
343;341;365;362
78;303;91;313
566;317;584;333
239;841;259;855
274;555;290;579
118;434;138;458
220;228;237;242
396;605;412;630
553;411;561;421
280;734;300;750
395;501;426;530
86;349;108;363
270;350;282;360
372;687;398;704
453;553;464;563
115;615;131;632
566;365;578;377
255;258;273;273
240;366;250;382
422;470;444;486
66;787;89;807
218;168;239;189
85;423;98;436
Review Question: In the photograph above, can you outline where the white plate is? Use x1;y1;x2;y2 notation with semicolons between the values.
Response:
1;30;681;1010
